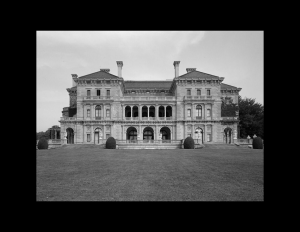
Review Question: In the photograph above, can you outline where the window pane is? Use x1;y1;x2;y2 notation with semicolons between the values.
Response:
188;109;191;117
87;90;90;96
207;109;211;117
197;89;201;95
106;109;110;117
97;90;100;96
207;89;210;95
107;90;110;96
187;90;191;95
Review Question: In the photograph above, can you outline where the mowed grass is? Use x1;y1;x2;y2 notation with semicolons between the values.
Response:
36;146;264;201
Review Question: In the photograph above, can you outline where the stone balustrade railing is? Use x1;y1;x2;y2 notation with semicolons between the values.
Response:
184;96;213;100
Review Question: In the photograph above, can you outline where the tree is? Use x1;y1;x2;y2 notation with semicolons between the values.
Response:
238;96;264;139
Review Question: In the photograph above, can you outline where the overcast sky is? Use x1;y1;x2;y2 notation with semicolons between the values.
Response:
37;31;263;132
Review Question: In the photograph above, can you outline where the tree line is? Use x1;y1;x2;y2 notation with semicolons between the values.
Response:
221;96;264;139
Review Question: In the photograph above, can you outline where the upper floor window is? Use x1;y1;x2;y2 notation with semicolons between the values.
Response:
187;109;191;117
107;90;110;96
106;109;110;117
97;89;100;96
87;90;91;96
207;89;211;96
87;134;91;142
95;105;101;117
87;109;90;118
196;105;202;117
187;89;191;95
207;109;211;117
197;89;201;95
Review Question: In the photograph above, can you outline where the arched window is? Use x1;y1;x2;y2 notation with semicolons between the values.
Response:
95;105;101;117
196;105;202;117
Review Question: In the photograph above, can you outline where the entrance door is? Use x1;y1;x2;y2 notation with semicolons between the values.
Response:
94;132;99;144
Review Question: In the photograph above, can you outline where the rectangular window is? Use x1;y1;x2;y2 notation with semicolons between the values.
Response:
187;89;191;95
197;89;201;95
87;134;91;142
106;134;110;139
207;89;210;96
87;90;90;96
97;89;100;96
107;90;110;96
207;109;211;117
106;109;110;117
187;109;191;117
87;109;90;118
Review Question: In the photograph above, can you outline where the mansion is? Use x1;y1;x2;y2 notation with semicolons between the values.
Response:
59;61;241;145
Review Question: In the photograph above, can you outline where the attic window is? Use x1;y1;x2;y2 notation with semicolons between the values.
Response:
86;80;91;84
96;80;101;84
106;80;110;84
187;80;191;83
161;90;165;93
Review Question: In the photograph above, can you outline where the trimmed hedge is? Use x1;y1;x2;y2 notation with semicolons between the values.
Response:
106;137;116;149
38;138;48;150
184;136;194;149
252;136;263;149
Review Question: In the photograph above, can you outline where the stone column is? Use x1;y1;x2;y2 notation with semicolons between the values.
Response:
191;103;194;120
110;104;113;119
184;103;186;120
147;106;149;118
139;104;142;120
204;124;206;143
155;105;158;119
121;104;123;120
90;104;93;120
103;125;106;140
139;125;142;141
203;104;206;120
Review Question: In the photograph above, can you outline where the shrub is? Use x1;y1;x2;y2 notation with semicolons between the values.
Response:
38;138;48;150
106;137;116;149
252;136;263;149
184;136;194;149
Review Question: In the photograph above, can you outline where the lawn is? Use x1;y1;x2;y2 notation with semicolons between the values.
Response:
36;146;264;201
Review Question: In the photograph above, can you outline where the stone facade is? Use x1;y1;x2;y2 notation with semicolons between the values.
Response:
59;61;242;145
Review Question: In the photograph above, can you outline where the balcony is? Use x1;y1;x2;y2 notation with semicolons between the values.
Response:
184;96;213;100
84;96;112;100
121;96;176;101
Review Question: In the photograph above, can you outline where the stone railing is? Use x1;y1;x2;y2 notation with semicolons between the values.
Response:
121;96;176;101
184;96;213;100
117;140;182;144
222;117;238;121
84;96;112;100
48;139;62;144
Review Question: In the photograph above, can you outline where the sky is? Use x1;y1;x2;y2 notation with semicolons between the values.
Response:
37;31;263;132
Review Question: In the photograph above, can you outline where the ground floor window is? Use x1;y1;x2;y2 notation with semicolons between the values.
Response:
87;134;91;142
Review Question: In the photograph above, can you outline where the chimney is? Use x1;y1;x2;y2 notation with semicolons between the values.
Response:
186;68;196;73
173;61;180;77
100;69;110;73
116;61;123;78
71;74;78;87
